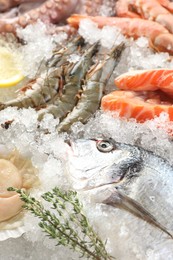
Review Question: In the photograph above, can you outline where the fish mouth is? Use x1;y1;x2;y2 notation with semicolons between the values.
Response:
65;138;142;190
83;160;142;191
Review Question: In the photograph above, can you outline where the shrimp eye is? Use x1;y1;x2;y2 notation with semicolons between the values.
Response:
96;140;115;153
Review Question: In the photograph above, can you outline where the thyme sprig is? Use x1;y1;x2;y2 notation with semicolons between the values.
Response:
8;187;113;260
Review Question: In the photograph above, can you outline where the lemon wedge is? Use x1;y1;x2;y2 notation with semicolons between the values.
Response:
0;46;24;88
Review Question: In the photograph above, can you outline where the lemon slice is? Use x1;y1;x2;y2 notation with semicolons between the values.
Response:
0;46;24;88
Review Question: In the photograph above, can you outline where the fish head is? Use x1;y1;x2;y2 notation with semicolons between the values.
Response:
65;138;142;190
65;138;173;238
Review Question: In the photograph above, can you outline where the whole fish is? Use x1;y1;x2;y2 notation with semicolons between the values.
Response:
65;137;173;239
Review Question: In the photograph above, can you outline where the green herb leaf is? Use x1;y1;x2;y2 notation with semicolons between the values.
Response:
8;187;114;260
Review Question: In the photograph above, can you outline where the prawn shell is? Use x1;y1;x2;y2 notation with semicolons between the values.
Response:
57;43;124;132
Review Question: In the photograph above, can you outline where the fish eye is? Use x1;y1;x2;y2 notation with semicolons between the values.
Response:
96;140;115;153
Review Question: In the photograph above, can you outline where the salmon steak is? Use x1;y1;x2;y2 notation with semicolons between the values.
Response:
101;90;173;122
114;69;173;97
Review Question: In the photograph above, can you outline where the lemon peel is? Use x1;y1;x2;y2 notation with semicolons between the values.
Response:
0;47;24;88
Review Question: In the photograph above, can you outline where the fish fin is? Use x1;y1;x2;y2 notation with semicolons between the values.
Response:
103;188;173;239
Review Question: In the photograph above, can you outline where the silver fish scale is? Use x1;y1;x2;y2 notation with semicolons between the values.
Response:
66;138;173;239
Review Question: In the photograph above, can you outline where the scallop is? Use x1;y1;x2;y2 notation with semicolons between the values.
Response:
0;195;23;222
0;159;22;197
0;149;39;239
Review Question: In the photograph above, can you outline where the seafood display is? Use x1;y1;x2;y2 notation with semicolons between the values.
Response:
101;90;173;122
0;38;124;132
1;0;173;259
114;69;173;94
0;0;173;56
66;137;173;238
102;68;173;123
0;0;116;34
68;14;173;54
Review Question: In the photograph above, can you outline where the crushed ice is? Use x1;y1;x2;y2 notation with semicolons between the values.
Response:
1;20;173;260
78;19;173;70
1;106;173;259
78;19;126;48
17;21;67;78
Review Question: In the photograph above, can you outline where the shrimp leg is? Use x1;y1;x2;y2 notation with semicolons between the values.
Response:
0;67;62;110
38;43;98;121
57;43;124;132
47;35;85;68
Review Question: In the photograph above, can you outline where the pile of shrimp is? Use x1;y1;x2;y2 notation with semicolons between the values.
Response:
0;36;124;133
68;0;173;55
2;0;173;131
66;0;173;132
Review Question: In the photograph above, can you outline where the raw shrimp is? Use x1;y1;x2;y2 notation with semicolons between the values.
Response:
0;67;62;110
57;43;124;132
116;0;173;34
47;35;84;68
158;0;173;12
38;42;98;121
0;36;85;112
67;14;173;54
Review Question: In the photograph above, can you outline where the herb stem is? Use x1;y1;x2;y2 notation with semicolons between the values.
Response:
8;187;113;260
